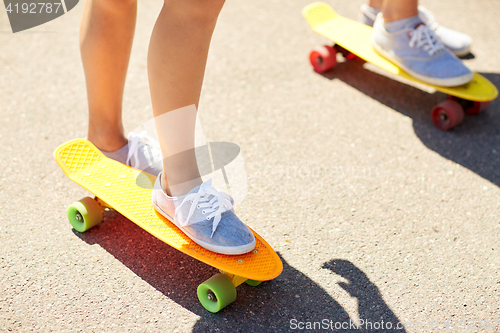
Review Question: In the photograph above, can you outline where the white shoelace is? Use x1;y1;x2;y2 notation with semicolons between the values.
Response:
418;6;439;32
409;24;443;56
126;131;161;168
174;179;233;238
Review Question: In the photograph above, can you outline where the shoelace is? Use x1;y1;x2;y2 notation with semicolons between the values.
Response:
408;24;443;56
175;179;233;238
418;7;439;32
126;131;161;168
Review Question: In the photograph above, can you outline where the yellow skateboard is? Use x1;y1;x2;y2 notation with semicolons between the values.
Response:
54;139;283;313
303;2;498;131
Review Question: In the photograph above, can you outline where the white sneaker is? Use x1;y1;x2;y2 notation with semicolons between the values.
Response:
360;5;472;57
372;14;473;87
152;172;256;255
95;131;163;176
126;131;163;176
418;6;472;57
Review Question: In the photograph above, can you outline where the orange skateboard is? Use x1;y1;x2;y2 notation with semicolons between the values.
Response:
54;139;282;313
304;3;498;131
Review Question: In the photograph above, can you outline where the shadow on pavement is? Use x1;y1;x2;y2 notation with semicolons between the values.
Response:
321;59;500;186
459;52;475;60
322;259;406;333
74;210;405;332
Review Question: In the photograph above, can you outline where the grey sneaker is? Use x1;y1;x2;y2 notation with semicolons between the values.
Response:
360;5;472;57
359;4;379;26
372;14;473;87
125;131;163;176
90;131;162;176
94;131;163;176
152;173;255;255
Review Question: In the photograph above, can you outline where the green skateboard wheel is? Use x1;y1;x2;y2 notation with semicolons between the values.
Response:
245;279;262;287
67;197;102;232
197;274;237;313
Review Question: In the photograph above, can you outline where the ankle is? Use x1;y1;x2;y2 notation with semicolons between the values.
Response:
381;14;420;33
163;173;203;197
382;10;419;23
87;128;128;152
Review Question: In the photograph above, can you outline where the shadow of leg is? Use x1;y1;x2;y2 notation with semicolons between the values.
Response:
72;212;405;332
323;259;406;332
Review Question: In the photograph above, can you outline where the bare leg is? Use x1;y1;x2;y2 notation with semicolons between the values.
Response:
368;0;383;10
381;0;418;22
148;0;225;196
80;0;137;152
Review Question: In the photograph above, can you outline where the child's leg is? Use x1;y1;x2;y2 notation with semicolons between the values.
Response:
360;0;416;27
367;0;383;10
148;1;256;255
148;0;225;196
80;0;137;152
381;0;418;22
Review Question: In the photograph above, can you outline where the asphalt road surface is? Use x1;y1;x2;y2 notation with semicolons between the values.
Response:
1;0;499;332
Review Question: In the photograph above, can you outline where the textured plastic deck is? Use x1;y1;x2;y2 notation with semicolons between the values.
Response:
54;139;283;281
303;2;498;102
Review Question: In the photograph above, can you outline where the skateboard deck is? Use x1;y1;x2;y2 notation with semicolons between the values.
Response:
54;139;283;312
303;2;498;130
